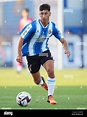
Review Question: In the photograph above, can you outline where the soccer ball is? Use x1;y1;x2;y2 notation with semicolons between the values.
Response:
16;91;32;107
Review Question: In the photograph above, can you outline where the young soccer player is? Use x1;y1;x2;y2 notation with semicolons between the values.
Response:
19;8;33;31
16;4;70;104
17;8;33;73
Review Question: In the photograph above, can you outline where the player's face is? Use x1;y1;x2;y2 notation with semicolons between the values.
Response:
22;10;29;18
39;10;51;23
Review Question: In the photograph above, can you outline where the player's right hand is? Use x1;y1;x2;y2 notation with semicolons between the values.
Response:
16;55;23;63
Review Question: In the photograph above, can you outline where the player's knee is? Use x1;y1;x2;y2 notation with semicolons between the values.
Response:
47;68;55;78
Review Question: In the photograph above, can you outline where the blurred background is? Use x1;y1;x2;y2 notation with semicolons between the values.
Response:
0;0;87;70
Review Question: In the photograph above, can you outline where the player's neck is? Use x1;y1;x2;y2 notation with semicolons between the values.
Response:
40;20;49;27
23;17;28;20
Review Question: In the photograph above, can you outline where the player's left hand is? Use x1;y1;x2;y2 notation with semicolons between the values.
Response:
16;55;23;63
65;50;70;57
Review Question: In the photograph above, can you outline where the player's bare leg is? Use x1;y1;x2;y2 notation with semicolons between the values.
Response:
43;60;57;104
17;62;23;73
31;71;48;90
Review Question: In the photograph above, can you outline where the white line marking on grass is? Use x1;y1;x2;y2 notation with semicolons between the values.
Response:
2;107;85;110
76;108;87;110
1;107;11;110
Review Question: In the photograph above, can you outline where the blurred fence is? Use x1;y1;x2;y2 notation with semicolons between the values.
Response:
63;33;87;69
0;0;87;69
0;0;35;67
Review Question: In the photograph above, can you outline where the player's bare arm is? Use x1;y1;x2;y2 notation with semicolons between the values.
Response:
60;38;70;57
16;37;24;63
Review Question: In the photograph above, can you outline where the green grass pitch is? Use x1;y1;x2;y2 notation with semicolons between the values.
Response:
0;68;87;110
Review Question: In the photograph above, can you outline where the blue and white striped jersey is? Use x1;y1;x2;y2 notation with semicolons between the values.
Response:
20;19;63;56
